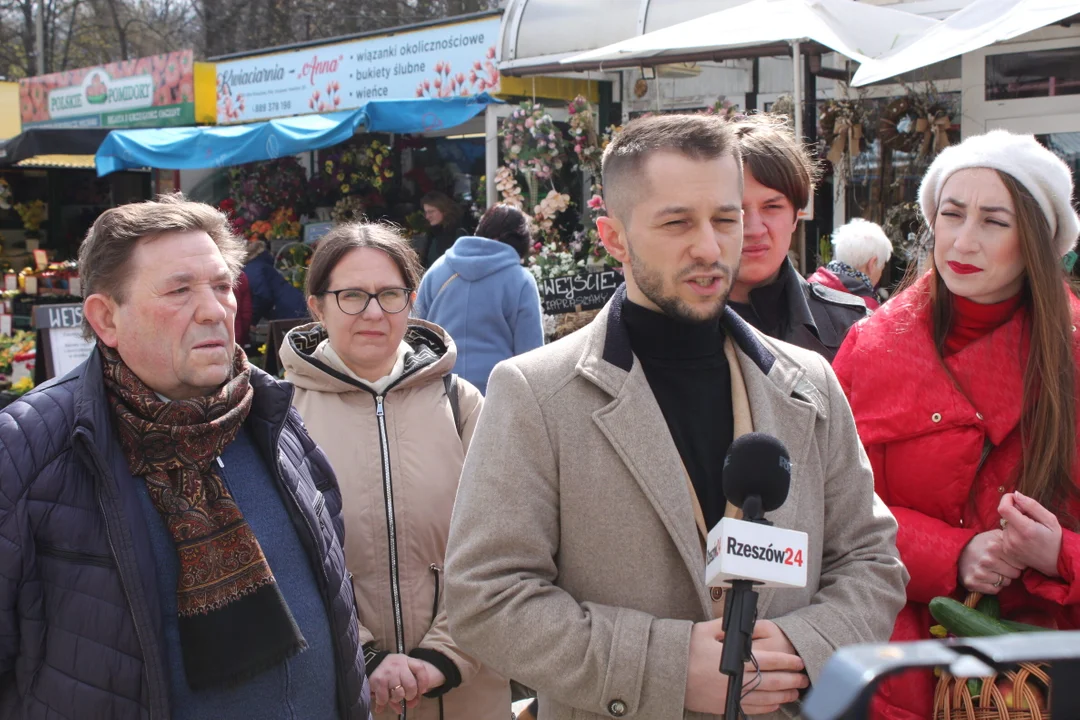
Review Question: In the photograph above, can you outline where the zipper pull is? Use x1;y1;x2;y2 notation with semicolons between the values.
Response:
376;395;385;417
216;456;224;469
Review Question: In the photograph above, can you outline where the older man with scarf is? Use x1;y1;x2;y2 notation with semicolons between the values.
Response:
0;194;369;719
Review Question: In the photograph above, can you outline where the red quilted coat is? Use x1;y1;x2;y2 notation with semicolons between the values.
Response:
832;273;1080;720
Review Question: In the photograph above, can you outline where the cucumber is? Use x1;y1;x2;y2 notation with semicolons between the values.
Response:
929;597;1012;637
975;595;1001;620
999;618;1047;633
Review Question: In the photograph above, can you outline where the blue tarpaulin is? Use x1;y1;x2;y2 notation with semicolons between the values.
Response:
95;93;499;176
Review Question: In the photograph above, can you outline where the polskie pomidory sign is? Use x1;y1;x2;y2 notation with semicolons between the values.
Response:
215;15;500;124
20;50;196;129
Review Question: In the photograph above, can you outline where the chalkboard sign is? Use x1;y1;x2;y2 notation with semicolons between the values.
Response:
539;270;622;315
32;303;95;384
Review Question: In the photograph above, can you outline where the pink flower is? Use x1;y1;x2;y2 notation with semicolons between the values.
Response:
587;195;605;210
525;118;535;128
487;46;496;59
435;61;444;73
445;62;452;73
424;80;431;90
469;70;478;84
568;105;576;115
474;60;483;71
477;79;487;91
434;78;442;89
313;90;320;101
574;144;582;153
456;73;466;85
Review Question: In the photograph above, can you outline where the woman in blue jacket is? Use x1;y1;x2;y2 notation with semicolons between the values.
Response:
414;204;544;395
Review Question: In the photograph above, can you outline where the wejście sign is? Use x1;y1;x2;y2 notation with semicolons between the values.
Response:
540;270;621;315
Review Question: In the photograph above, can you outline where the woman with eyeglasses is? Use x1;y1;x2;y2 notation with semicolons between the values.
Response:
280;223;510;720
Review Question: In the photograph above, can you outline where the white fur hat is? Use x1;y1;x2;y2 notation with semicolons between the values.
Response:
918;130;1080;257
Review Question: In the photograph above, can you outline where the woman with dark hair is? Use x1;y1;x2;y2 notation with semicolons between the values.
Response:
414;203;544;395
833;131;1080;720
418;191;466;269
279;222;510;720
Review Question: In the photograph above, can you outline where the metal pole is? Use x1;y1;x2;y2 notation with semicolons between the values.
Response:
791;40;803;142
484;105;498;210
792;40;806;272
35;0;45;75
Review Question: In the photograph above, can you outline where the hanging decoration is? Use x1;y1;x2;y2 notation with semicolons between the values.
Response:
879;84;955;159
502;101;566;207
882;201;925;262
917;106;953;158
820;99;871;167
332;195;367;224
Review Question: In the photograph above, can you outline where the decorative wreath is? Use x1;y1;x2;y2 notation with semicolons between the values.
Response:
501;102;566;181
878;97;924;154
820;99;871;166
879;97;954;157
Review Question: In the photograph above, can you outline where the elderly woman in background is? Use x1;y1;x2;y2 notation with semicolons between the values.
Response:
418;191;467;269
279;223;510;720
833;130;1080;720
414;203;544;395
808;218;893;309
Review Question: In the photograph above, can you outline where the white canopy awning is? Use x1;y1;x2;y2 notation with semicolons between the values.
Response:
559;0;938;67
851;0;1080;86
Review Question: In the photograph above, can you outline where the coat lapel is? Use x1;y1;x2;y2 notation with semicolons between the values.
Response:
592;365;714;615
728;333;821;617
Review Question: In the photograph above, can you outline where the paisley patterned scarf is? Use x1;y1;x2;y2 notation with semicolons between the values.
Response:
826;260;875;295
100;343;306;690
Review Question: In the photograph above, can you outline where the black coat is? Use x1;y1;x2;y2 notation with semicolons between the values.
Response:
0;350;370;719
731;258;869;362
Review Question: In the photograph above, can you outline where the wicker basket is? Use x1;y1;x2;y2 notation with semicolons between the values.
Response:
932;592;1051;720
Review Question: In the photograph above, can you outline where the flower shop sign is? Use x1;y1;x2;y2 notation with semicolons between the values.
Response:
20;51;196;129
215;15;500;124
540;270;621;315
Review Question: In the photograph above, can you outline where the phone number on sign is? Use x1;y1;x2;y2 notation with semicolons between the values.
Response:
253;101;293;114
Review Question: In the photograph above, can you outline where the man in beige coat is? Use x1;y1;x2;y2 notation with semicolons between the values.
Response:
444;114;908;719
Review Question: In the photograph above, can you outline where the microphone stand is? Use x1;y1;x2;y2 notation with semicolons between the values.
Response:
720;495;769;719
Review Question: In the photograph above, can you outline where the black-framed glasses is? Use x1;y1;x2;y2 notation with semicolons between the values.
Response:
321;287;412;315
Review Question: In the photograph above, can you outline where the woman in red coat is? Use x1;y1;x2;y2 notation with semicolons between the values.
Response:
833;130;1080;720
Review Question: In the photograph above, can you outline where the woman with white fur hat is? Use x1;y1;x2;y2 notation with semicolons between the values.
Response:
832;130;1080;720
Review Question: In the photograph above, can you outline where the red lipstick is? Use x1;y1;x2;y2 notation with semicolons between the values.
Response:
948;261;983;275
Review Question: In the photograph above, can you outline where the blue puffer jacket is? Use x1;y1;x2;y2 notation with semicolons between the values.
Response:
0;350;370;720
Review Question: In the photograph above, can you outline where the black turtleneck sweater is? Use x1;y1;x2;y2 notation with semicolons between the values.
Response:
729;274;789;339
622;298;734;528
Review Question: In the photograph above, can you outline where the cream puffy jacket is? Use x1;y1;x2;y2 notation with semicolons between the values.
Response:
281;320;510;720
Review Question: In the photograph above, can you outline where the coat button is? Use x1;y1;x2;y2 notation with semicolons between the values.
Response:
1072;325;1076;332
931;412;942;423
998;486;1005;493
711;587;724;602
976;412;984;421
608;700;628;717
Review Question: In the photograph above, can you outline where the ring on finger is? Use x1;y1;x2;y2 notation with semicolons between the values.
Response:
994;573;1004;587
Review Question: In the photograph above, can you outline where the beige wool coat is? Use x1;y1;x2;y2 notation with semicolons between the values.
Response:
281;320;510;720
444;288;908;720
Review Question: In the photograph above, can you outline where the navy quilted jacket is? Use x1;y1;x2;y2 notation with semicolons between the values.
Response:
0;350;370;720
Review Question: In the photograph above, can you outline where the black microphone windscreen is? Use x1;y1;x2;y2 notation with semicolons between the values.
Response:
722;432;791;512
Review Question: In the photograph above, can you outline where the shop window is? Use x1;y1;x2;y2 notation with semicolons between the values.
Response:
986;47;1080;100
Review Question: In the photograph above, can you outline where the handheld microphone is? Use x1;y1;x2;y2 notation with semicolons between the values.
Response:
705;433;808;720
